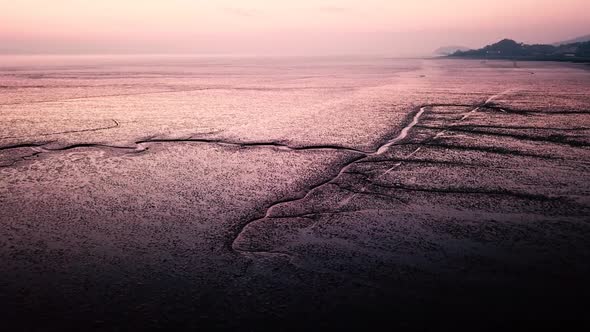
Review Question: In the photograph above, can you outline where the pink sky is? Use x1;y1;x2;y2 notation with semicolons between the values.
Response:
1;0;589;55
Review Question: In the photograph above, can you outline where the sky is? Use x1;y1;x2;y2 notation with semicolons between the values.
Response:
1;0;589;56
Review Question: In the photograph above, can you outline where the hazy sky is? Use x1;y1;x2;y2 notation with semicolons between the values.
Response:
1;0;589;55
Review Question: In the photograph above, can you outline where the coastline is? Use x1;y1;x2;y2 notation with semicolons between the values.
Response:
444;55;590;64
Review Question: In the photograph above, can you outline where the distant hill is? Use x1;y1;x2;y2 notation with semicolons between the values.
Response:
554;34;590;46
433;46;471;56
449;38;590;62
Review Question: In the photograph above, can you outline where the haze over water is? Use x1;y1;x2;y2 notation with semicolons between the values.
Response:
2;1;589;55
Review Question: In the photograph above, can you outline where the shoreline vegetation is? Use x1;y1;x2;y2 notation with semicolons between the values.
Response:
447;38;590;63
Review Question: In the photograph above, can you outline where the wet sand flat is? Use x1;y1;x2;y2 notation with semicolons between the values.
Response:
1;56;589;330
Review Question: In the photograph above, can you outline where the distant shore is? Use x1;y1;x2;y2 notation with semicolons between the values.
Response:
446;55;590;64
445;38;590;64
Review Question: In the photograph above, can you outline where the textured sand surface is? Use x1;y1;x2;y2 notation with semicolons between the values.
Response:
1;57;589;330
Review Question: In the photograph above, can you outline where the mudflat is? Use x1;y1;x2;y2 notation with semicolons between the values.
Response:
1;56;589;330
